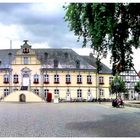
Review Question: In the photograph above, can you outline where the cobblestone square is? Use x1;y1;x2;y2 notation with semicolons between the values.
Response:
0;102;140;137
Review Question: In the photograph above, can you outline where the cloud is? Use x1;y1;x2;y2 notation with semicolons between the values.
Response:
0;2;81;49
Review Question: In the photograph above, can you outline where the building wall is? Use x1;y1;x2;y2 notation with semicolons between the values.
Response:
0;46;115;101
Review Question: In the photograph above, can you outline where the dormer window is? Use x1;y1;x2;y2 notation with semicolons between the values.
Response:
54;59;58;68
44;52;48;59
76;60;80;69
8;52;12;56
23;48;29;53
64;52;68;59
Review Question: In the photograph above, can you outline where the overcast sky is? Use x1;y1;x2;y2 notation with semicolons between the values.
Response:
0;2;139;71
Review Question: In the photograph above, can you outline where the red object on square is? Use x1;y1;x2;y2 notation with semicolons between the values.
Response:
47;93;52;102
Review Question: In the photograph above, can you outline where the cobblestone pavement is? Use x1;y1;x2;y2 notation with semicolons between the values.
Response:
0;102;140;137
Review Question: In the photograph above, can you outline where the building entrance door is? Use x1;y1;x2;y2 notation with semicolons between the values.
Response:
19;94;26;102
23;74;29;86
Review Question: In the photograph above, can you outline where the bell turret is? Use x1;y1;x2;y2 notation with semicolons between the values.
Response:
21;40;31;54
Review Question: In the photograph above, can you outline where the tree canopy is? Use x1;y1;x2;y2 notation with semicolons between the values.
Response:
64;3;140;75
110;74;126;98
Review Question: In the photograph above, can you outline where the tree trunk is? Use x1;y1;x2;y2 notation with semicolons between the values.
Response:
116;92;118;99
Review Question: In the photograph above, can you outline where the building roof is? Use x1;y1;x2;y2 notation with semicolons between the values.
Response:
0;49;18;68
0;47;112;74
81;54;112;74
36;48;97;70
0;48;96;70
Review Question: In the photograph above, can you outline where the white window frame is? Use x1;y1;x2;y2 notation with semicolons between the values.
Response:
4;88;9;96
13;74;18;83
66;74;71;83
34;74;39;83
109;77;113;84
23;57;29;64
4;74;9;83
44;74;49;82
54;89;59;95
44;89;49;97
99;76;104;84
34;89;39;95
77;75;82;83
54;74;59;83
77;89;82;98
87;75;92;83
99;89;104;96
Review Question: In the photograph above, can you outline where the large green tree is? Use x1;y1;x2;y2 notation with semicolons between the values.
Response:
110;74;126;98
64;3;140;75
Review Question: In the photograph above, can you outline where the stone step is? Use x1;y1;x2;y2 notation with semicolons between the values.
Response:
1;91;45;103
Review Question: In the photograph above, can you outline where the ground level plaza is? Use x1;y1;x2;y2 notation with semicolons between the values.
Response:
0;102;140;137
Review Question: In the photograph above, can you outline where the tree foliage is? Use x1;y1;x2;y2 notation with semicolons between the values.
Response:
135;81;140;93
110;74;126;98
64;3;140;75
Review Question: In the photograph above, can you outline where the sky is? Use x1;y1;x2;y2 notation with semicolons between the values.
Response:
0;2;139;71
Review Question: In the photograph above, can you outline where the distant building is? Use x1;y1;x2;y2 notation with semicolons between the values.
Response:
0;40;114;102
120;67;140;100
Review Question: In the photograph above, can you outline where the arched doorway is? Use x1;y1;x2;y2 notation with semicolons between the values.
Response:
19;94;26;102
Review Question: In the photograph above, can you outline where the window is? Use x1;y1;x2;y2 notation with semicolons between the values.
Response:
44;89;49;97
44;52;48;59
13;74;19;84
126;76;130;81
54;59;58;68
66;74;71;84
3;74;9;84
66;89;70;95
130;76;136;81
76;60;80;69
87;75;92;84
44;74;49;84
77;89;82;98
4;89;9;96
99;89;104;96
34;74;39;84
24;57;29;64
109;77;113;84
109;89;113;96
88;89;91;95
77;75;82;84
54;74;59;84
64;52;68;59
23;48;29;53
54;89;59;95
99;76;104;84
34;89;39;95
